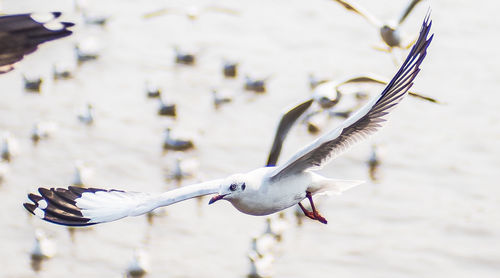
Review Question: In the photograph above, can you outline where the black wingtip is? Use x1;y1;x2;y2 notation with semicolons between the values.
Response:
61;22;75;28
25;187;96;227
28;193;43;203
24;202;36;215
51;12;62;18
0;12;75;71
424;8;432;24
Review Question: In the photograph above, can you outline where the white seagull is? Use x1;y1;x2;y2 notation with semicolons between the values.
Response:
23;16;433;227
331;0;424;52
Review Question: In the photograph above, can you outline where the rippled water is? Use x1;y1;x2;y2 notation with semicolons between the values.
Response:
1;0;499;277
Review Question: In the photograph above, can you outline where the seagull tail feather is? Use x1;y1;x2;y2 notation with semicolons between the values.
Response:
312;178;364;196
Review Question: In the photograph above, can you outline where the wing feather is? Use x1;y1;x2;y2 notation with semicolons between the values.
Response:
24;180;222;226
266;99;313;167
269;15;433;181
0;12;73;71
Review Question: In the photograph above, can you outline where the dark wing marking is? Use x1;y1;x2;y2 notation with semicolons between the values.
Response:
266;99;313;167
23;187;121;226
24;181;222;226
0;12;73;73
269;15;433;181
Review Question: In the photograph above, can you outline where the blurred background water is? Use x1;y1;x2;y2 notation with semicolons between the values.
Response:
0;0;499;277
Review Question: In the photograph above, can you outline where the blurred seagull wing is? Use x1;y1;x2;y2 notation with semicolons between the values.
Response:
142;8;179;19
331;0;382;27
266;99;313;167
398;0;423;25
269;15;433;181
336;73;440;104
335;73;389;87
24;179;222;226
203;6;240;16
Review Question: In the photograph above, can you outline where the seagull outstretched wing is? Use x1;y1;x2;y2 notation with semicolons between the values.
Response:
0;12;74;73
269;15;433;181
24;180;222;226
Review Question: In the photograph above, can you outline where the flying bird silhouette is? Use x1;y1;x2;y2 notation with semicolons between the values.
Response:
332;0;423;52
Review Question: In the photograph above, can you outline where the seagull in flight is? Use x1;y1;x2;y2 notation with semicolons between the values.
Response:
331;0;424;52
23;16;433;227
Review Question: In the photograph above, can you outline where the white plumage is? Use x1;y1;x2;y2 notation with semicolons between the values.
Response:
24;16;433;227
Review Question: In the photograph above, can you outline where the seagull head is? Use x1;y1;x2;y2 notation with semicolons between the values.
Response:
209;175;247;205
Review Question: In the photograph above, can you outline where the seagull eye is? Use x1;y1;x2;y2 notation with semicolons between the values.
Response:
241;183;246;191
229;184;237;191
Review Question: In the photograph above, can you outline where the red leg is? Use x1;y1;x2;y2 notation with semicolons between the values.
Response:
305;191;327;224
298;202;316;220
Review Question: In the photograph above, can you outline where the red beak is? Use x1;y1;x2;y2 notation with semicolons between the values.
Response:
208;194;226;205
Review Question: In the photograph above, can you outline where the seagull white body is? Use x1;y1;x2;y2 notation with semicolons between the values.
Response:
24;16;433;227
218;168;358;216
